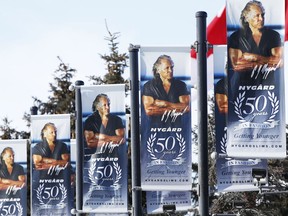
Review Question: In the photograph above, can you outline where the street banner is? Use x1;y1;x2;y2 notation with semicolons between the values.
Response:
214;45;268;192
226;0;286;158
140;46;192;190
0;139;27;216
146;191;192;214
31;114;72;216
70;139;76;211
81;84;128;214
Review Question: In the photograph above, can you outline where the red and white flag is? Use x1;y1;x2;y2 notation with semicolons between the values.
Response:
191;6;227;59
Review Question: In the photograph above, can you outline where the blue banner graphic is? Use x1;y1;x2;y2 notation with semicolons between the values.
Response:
31;114;72;216
80;85;128;214
0;140;27;216
226;0;286;158
140;47;192;190
146;191;191;214
214;45;268;192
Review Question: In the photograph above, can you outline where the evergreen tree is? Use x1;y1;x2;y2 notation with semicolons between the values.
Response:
0;117;19;139
89;21;129;85
32;56;77;138
33;56;76;114
0;117;29;139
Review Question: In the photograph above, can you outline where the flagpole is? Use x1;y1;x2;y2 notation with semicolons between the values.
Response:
195;11;209;216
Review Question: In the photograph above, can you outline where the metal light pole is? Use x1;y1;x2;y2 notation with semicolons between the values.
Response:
195;11;209;216
75;80;84;216
128;44;142;216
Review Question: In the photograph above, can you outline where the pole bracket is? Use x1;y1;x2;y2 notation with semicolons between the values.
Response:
192;41;213;54
132;186;142;191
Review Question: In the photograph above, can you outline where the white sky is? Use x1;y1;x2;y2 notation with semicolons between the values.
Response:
0;0;255;132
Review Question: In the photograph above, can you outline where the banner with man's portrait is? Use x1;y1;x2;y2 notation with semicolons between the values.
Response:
140;46;192;190
31;114;72;216
80;84;128;214
214;45;268;192
226;0;286;158
146;191;192;214
0;139;27;216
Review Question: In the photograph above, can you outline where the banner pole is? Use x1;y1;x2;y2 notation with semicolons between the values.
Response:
129;44;142;216
75;80;84;216
195;11;209;216
30;106;38;115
